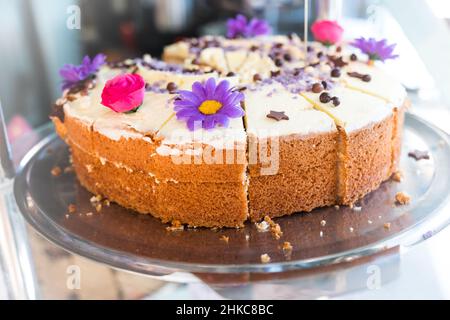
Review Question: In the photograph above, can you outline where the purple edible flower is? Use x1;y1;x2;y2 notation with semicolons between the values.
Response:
226;14;271;39
351;37;398;62
174;78;245;131
59;53;106;90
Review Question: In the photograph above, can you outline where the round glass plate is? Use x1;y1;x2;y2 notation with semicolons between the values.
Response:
13;114;450;276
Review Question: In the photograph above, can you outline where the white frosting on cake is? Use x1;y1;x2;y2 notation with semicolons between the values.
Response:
62;36;407;156
245;83;336;137
342;62;407;106
303;86;393;132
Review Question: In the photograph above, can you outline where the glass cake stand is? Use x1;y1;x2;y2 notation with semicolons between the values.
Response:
12;113;450;288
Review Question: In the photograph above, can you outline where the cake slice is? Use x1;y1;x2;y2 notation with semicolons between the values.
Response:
301;86;395;205
244;82;338;220
52;60;249;228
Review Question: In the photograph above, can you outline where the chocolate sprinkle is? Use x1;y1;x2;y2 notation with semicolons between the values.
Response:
308;61;320;68
274;43;283;49
267;110;289;121
283;53;292;62
408;150;430;161
50;104;65;123
270;70;281;78
350;53;358;61
321;81;328;90
347;72;371;82
226;71;236;77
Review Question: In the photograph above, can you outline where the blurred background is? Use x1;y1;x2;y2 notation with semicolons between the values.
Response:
1;0;450;139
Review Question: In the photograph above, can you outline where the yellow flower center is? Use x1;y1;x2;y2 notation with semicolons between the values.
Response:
198;100;222;115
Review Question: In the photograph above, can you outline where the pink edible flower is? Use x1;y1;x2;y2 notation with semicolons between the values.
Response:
101;74;145;113
311;20;344;46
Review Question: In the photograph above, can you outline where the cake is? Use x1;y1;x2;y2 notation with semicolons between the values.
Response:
51;20;407;228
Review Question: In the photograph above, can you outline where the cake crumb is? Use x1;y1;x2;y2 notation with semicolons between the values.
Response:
65;214;69;219
282;241;293;252
368;220;373;224
85;164;94;173
245;234;250;241
264;216;283;240
90;195;102;204
349;227;354;233
392;171;403;182
220;235;230;243
352;206;362;212
166;220;184;232
320;220;327;227
320;231;324;237
51;166;62;177
95;203;102;212
68;204;77;214
384;222;391;230
64;166;74;174
260;254;271;264
103;199;110;207
395;192;411;205
334;205;340;210
255;220;270;232
85;212;93;217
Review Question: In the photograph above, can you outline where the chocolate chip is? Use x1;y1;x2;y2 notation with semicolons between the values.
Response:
250;45;259;52
226;71;236;77
350;53;358;61
307;46;313;52
320;92;331;103
331;68;341;78
317;51;323;58
311;83;324;93
274;58;283;67
331;96;340;106
253;74;262;82
321;81;328;90
166;82;178;94
283;53;292;62
238;86;247;92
